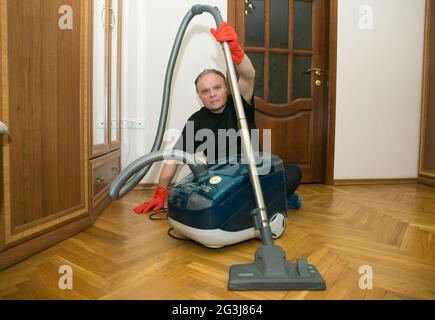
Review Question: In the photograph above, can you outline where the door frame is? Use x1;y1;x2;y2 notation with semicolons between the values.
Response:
419;0;435;186
228;0;338;185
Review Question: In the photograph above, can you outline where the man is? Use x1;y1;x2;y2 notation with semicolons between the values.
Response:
133;23;302;214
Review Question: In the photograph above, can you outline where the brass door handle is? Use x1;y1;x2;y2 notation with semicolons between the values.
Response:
109;7;116;31
0;121;9;135
300;68;323;76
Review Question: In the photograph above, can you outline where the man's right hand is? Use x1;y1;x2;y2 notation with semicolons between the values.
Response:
133;186;169;214
211;22;245;65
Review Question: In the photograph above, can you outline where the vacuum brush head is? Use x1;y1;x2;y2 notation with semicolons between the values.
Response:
228;245;326;291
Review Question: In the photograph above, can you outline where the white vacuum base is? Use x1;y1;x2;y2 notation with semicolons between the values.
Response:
168;218;258;248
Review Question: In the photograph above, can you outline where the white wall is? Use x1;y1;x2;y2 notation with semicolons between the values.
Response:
121;0;147;170
334;0;426;179
122;0;227;183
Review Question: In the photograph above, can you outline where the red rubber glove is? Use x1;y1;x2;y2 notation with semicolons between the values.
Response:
211;22;245;65
133;186;169;214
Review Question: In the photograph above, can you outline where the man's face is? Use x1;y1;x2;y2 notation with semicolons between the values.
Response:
196;73;228;113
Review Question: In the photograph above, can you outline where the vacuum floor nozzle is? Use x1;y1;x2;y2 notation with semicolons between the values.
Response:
228;245;326;291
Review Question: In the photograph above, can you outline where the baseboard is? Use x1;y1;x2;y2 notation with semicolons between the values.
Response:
334;178;418;186
418;176;435;187
0;216;92;271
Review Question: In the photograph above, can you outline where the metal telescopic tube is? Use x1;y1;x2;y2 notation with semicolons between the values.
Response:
192;5;274;244
221;43;271;233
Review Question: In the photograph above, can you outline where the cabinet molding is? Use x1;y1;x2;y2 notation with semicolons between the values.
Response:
0;215;91;271
109;0;123;151
0;0;89;250
90;0;122;158
90;149;121;210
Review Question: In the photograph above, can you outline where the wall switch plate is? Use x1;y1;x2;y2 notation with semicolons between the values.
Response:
121;119;145;129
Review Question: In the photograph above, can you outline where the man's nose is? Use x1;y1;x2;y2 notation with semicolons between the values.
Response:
210;88;217;96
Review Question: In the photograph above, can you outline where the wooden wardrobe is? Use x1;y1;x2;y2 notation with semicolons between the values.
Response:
0;0;123;270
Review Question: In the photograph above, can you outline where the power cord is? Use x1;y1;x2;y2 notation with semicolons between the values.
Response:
148;209;191;242
148;209;169;221
167;228;191;241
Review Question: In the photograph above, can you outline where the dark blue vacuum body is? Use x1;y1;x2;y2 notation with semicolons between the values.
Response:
167;154;288;248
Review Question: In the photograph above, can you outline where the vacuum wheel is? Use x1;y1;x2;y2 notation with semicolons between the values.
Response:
269;211;287;239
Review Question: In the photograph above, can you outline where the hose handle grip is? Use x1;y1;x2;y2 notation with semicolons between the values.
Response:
191;5;224;26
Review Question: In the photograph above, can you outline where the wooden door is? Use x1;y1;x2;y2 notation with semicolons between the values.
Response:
419;0;435;187
230;0;330;182
0;0;89;249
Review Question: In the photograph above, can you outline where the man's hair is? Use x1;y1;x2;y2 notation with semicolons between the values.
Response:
194;69;227;92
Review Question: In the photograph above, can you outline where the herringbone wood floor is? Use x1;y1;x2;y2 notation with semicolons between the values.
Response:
1;183;434;300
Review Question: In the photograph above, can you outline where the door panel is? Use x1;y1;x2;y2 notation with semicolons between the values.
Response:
109;0;122;150
92;0;109;150
91;0;121;155
231;0;328;182
257;109;312;163
0;0;89;247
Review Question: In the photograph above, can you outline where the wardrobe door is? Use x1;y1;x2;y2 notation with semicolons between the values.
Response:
109;0;122;150
91;0;110;156
0;0;89;249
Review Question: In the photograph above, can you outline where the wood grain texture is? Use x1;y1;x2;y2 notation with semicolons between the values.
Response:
325;0;338;186
0;0;11;249
0;183;434;300
1;0;89;248
0;216;91;271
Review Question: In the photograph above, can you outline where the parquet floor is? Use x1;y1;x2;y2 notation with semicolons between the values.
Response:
1;183;434;300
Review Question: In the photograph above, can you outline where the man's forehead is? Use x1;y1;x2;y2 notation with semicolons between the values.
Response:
197;73;225;87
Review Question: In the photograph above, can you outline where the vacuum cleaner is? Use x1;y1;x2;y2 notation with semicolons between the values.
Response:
109;4;326;291
168;153;288;248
